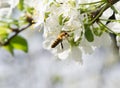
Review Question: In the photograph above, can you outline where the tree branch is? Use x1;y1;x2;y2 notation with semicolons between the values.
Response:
0;13;35;46
90;0;119;24
0;23;33;46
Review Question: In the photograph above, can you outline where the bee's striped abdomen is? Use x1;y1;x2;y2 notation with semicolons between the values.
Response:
51;38;62;48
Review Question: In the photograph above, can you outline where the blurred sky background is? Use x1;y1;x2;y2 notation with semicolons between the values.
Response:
0;0;120;88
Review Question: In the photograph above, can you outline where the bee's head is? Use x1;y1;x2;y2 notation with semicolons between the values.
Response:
61;31;70;37
64;32;69;37
64;32;68;35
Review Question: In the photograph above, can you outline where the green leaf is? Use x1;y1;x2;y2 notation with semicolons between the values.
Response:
63;17;70;25
59;14;63;25
102;0;107;2
110;6;118;14
85;29;94;42
26;7;34;14
84;24;94;42
0;34;8;43
44;12;50;22
52;75;62;85
10;35;28;53
50;2;54;7
17;0;24;11
68;33;75;46
68;1;76;7
0;26;11;34
3;45;14;55
0;26;10;42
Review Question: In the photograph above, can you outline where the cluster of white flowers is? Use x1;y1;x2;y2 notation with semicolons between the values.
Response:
105;1;120;55
42;0;84;62
0;0;113;63
32;0;111;63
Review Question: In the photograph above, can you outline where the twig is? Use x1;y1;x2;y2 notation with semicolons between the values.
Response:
0;23;32;46
90;0;119;24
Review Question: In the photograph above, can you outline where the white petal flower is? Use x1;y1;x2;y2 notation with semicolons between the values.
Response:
114;1;120;19
115;14;120;20
30;0;48;28
58;48;70;60
58;46;82;62
42;0;84;62
99;7;113;25
42;0;112;62
116;36;120;47
114;1;120;20
92;33;112;47
107;22;120;33
114;2;120;15
80;38;94;54
116;35;120;55
80;32;112;54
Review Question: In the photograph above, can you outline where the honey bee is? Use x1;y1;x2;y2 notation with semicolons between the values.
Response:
51;31;69;49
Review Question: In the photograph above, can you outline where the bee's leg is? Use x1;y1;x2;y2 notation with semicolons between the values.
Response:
61;42;64;49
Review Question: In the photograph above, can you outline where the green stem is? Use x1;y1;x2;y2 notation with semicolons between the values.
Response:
89;3;108;24
99;21;118;35
100;19;120;23
79;1;103;5
89;0;119;24
3;23;32;45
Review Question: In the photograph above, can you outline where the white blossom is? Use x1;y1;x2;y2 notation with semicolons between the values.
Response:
42;0;84;62
41;0;112;62
116;36;120;55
